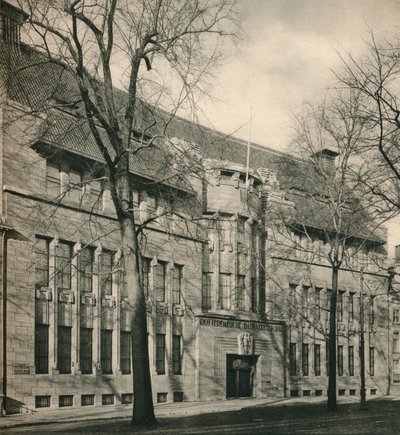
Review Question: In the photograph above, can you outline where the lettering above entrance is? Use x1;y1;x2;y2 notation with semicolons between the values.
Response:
238;332;253;355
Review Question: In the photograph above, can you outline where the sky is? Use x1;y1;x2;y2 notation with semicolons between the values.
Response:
198;0;400;152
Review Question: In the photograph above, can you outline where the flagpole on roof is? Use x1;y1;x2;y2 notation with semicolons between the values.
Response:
245;106;253;188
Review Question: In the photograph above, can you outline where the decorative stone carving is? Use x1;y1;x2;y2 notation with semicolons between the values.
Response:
238;332;253;355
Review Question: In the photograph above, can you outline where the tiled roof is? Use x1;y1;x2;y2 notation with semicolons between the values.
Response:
2;44;385;244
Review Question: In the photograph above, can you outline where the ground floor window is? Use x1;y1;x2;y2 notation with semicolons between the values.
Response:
35;324;49;374
156;334;166;375
172;335;182;375
369;347;375;376
314;344;321;376
120;331;131;374
348;346;354;376
80;328;93;374
101;329;113;374
337;345;343;376
289;343;296;376
302;343;309;376
57;326;72;374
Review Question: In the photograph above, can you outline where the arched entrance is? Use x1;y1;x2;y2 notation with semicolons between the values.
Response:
226;354;258;398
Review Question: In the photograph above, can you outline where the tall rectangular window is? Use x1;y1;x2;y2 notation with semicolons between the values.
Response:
219;273;231;309
46;160;60;197
35;237;50;288
393;309;400;323
314;287;321;320
337;345;343;376
369;297;375;326
78;247;93;293
80;328;93;374
172;265;183;305
349;292;355;322
142;258;151;298
101;329;113;374
57;326;72;374
302;286;310;316
202;272;212;310
314;344;321;376
369;347;375;376
156;334;166;375
69;167;83;202
251;277;257;313
289;343;296;376
237;275;245;311
155;262;166;302
349;345;354;376
302;343;309;376
120;331;131;374
56;242;72;290
101;251;113;297
35;324;49;374
337;291;344;322
172;335;182;375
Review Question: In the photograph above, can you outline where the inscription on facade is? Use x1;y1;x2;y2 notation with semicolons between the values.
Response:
13;363;30;374
199;317;283;332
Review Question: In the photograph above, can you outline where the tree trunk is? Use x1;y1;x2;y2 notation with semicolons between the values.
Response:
327;264;339;412
114;156;156;426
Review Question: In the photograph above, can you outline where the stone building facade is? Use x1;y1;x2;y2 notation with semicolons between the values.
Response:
0;1;393;414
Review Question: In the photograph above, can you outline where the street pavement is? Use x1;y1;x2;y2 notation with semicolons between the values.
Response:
0;395;399;434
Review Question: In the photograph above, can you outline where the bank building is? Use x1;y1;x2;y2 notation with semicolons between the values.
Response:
0;1;397;414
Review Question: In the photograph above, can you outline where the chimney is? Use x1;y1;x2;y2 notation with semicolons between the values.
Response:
312;148;338;176
0;1;28;48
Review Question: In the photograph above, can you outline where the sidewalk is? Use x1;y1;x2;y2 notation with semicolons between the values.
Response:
0;394;389;430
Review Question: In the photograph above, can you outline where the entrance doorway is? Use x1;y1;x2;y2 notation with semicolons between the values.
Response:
226;354;258;398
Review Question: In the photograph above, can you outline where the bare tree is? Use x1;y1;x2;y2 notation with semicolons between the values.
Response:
337;34;400;215
268;89;388;411
11;0;239;425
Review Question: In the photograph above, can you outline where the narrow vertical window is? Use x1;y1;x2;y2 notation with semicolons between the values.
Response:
155;262;166;302
35;237;50;288
142;258;151;298
202;272;212;310
337;345;343;376
314;287;321;320
172;335;182;375
369;297;375;326
237;274;245;311
80;328;93;374
56;242;72;290
46;160;60;197
101;251;113;297
172;265;183;305
302;343;309;376
314;344;321;376
349;292;355;322
35;324;49;374
302;286;310;317
156;334;166;374
337;291;344;322
101;329;113;374
369;347;375;376
78;247;93;293
251;277;257;313
349;345;354;376
120;331;131;374
57;326;72;374
219;273;231;309
289;343;297;376
69;167;83;202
